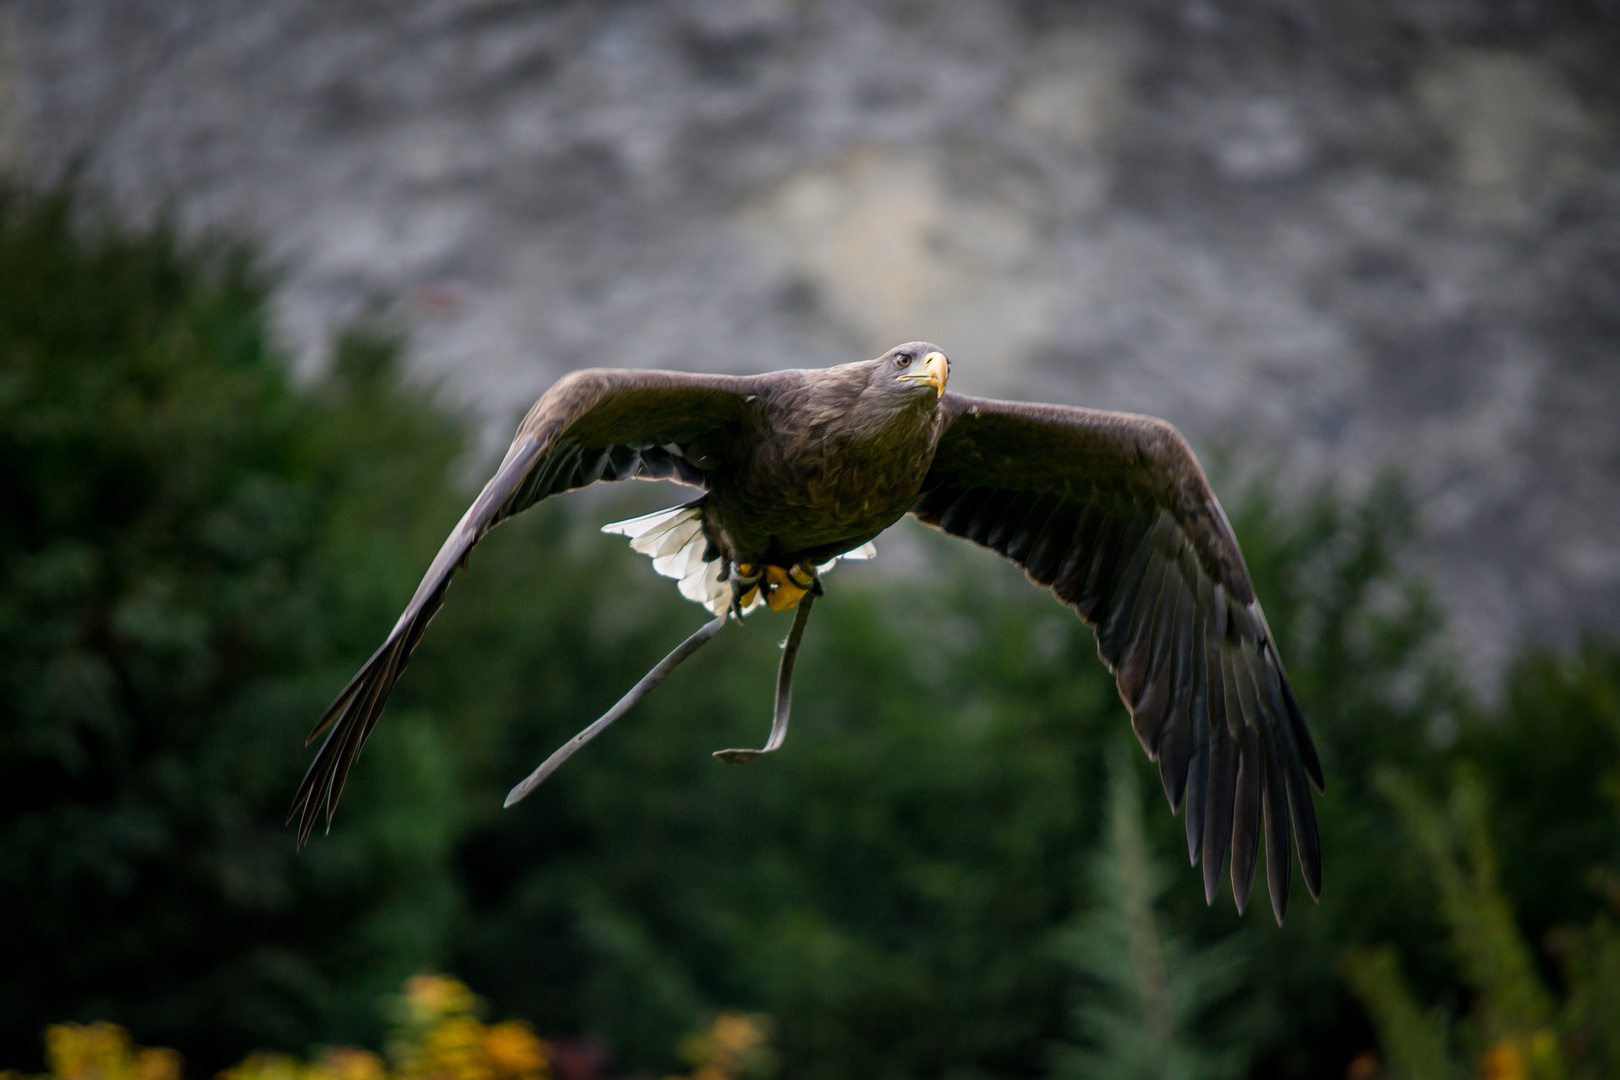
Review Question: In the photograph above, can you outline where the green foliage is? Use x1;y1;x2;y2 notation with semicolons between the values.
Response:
1379;769;1554;1040
1458;644;1620;932
440;470;1462;1079
0;188;472;1070
1345;696;1620;1080
1134;475;1471;1077
1051;741;1251;1080
8;180;1620;1080
439;527;1118;1079
1341;946;1465;1080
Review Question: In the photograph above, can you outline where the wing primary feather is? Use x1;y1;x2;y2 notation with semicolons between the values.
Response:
527;442;579;506
638;450;676;481
1155;587;1197;812
1181;617;1211;865
1137;553;1186;700
1201;637;1237;903
1262;647;1323;899
1020;496;1084;583
916;393;1323;921
1004;493;1061;563
299;634;406;843
672;458;708;486
1228;649;1261;914
1092;523;1156;661
1236;644;1292;924
1048;500;1104;591
577;447;610;487
303;637;389;744
1280;674;1326;792
1124;558;1182;756
1130;645;1175;759
1115;552;1171;709
292;615;412;842
963;490;1015;546
911;484;959;523
1059;511;1121;617
605;444;642;481
293;369;769;843
983;491;1041;553
1083;512;1153;631
322;644;402;826
938;487;992;534
1260;715;1294;925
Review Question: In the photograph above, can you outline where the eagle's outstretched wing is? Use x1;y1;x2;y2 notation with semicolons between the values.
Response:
290;369;767;843
911;393;1323;923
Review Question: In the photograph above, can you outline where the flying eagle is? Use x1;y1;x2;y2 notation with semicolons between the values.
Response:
291;343;1323;923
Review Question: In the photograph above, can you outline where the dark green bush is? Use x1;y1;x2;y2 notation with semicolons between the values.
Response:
0;188;472;1070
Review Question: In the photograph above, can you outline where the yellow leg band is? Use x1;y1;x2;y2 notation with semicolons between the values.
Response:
763;565;809;611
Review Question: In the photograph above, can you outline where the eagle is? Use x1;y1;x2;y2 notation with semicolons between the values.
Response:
291;343;1323;923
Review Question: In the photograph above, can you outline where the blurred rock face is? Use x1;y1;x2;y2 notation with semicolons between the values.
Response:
3;0;1617;685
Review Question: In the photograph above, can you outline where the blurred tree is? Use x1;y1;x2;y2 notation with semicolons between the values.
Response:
441;474;1467;1079
1050;740;1252;1080
6;178;1619;1080
1343;647;1620;1080
1165;477;1474;1079
0;187;474;1070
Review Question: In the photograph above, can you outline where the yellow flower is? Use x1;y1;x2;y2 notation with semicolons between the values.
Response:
481;1022;547;1080
707;1015;764;1060
22;975;553;1080
129;1049;181;1080
667;1013;773;1080
306;1048;385;1080
389;977;551;1080
42;1023;180;1080
217;1051;302;1080
46;1023;130;1080
402;977;480;1027
1480;1039;1526;1080
1480;1029;1563;1080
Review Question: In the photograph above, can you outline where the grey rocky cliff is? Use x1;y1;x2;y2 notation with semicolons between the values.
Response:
4;0;1618;688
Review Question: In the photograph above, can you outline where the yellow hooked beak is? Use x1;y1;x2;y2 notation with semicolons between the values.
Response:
899;350;949;398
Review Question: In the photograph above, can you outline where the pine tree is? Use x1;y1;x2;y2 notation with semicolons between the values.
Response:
1051;742;1252;1080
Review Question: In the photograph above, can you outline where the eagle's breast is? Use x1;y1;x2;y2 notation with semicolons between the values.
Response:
710;380;942;563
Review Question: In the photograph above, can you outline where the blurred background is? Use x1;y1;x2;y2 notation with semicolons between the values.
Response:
1;1;1618;1079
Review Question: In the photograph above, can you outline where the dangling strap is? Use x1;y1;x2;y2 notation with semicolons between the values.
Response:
504;611;728;807
713;591;815;763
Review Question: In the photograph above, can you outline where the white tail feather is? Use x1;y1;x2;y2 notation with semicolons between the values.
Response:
602;504;878;616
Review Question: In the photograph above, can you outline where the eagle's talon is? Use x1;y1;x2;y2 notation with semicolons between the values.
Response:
728;564;764;620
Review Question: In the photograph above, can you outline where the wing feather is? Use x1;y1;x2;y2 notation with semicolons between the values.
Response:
984;490;1041;553
911;393;1323;921
1022;497;1083;584
963;489;1014;547
290;369;766;842
1002;492;1061;563
1182;622;1211;865
1156;588;1197;811
1202;656;1237;901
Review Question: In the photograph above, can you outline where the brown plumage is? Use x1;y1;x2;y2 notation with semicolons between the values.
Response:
291;342;1324;924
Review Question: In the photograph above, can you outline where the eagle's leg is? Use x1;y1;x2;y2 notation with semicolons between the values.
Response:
729;562;763;620
713;576;817;764
762;562;818;611
503;610;728;807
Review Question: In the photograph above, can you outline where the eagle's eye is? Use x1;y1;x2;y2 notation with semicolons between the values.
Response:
895;354;912;368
